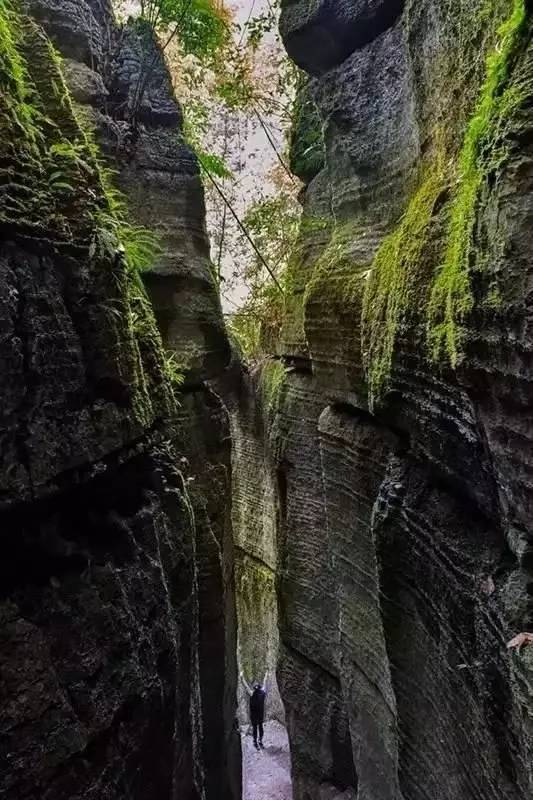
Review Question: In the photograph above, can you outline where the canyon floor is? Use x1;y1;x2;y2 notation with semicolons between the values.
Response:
242;721;293;800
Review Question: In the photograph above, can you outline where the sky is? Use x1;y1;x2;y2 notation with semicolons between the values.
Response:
117;0;290;314
207;0;290;313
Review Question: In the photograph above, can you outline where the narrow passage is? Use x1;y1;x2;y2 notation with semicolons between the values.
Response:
242;720;293;800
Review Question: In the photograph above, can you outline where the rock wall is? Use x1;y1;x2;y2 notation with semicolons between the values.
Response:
233;1;533;799
0;1;239;798
227;365;285;725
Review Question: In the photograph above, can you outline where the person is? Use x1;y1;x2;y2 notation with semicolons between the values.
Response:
240;670;268;750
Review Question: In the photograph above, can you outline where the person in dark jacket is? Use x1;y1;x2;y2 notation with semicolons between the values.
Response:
240;670;268;749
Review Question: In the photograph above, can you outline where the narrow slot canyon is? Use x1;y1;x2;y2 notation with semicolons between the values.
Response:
1;1;533;800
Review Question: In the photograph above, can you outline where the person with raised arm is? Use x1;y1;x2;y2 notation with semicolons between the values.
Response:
240;669;268;750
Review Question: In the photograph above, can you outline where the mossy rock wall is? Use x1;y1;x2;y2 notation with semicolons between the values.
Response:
0;0;176;503
235;554;285;724
280;0;531;408
227;365;286;726
266;1;533;798
0;3;213;799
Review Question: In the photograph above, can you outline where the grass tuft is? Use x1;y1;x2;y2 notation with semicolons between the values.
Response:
259;360;287;412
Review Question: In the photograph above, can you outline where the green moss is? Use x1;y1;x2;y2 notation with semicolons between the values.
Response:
125;267;179;418
237;557;275;593
236;556;276;681
0;1;159;269
0;1;42;146
362;157;446;407
357;0;530;403
96;155;162;272
0;0;175;423
280;214;331;349
259;360;287;412
427;0;529;365
0;3;103;240
281;261;307;348
304;220;365;308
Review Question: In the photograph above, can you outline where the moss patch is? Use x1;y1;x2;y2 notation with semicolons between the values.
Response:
0;0;176;419
236;555;277;682
362;155;446;407
0;4;102;242
0;0;160;268
280;213;332;349
359;0;530;403
304;220;367;308
427;0;530;365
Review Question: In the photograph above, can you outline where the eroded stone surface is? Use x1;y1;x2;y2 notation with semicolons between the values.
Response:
234;2;533;799
0;1;239;798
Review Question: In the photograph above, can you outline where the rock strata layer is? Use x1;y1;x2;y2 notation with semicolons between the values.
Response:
0;1;239;798
233;2;533;799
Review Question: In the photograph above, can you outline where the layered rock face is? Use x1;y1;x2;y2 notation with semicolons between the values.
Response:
228;366;285;725
232;1;533;798
0;1;239;798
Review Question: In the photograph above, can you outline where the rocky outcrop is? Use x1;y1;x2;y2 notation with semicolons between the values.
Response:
233;1;533;799
90;15;239;797
0;1;239;798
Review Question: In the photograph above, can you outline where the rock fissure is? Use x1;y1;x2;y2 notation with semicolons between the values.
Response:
1;1;533;800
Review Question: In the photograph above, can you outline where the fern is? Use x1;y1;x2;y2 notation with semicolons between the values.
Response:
163;351;185;387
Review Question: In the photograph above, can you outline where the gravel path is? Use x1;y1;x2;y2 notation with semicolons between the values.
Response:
242;720;293;800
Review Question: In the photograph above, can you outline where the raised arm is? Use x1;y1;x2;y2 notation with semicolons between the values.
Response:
240;671;253;697
262;670;268;690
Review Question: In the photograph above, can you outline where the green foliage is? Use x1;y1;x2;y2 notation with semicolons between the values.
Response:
107;215;161;272
162;351;186;387
0;3;101;238
0;1;42;147
242;192;301;275
289;75;324;182
195;148;233;179
47;139;93;196
139;0;228;57
0;0;176;424
259;359;287;412
178;94;232;180
229;310;262;359
0;0;159;271
228;192;301;361
244;5;277;51
427;0;529;365
97;163;161;272
229;283;285;361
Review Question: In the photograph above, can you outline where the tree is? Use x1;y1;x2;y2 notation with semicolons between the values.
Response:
125;0;304;358
128;0;230;125
228;177;301;360
139;0;229;56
